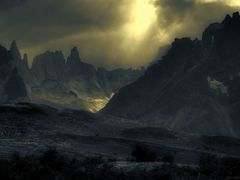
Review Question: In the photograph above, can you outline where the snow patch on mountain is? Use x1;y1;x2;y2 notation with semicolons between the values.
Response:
207;77;228;95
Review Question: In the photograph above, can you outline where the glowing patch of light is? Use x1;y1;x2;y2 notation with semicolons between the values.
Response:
125;0;158;40
227;0;240;6
87;93;115;113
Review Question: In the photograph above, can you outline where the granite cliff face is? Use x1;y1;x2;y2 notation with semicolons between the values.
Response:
103;12;240;137
0;43;144;112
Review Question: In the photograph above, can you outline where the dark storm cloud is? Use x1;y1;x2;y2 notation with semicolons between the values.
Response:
0;0;129;45
0;0;239;68
0;0;27;11
0;0;145;69
153;0;239;39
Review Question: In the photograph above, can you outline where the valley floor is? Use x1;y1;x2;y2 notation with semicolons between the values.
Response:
1;103;240;166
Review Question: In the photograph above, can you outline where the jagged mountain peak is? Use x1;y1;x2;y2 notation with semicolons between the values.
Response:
10;40;21;60
223;12;240;21
10;40;17;48
66;47;84;77
23;53;28;60
203;12;240;38
67;47;81;64
22;53;29;69
232;11;240;19
221;12;240;29
71;46;79;55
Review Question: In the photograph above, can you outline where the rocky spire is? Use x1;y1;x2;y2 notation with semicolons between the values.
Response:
71;47;81;61
232;11;240;20
23;53;28;60
66;47;83;77
222;14;231;25
10;40;21;61
66;47;81;66
222;12;240;27
22;53;29;69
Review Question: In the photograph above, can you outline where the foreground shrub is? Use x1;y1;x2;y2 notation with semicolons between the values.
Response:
199;153;240;179
219;157;240;178
1;149;240;180
162;153;175;165
131;144;157;162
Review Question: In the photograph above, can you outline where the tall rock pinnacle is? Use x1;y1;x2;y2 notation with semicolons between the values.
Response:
22;53;29;69
66;47;83;76
66;47;81;67
10;40;21;61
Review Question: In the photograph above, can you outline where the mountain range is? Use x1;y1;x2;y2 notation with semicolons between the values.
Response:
0;42;144;112
103;12;240;137
1;12;240;138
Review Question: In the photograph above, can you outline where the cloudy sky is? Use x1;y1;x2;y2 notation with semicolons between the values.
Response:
0;0;239;69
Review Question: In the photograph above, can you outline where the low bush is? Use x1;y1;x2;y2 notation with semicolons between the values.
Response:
0;149;239;180
162;153;175;165
131;144;157;162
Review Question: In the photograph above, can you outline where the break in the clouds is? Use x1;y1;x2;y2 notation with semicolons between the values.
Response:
0;0;239;69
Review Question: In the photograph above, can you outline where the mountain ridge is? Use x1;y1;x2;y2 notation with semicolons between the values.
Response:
103;12;240;137
0;43;144;112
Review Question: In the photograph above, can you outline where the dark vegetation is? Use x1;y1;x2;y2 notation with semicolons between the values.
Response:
131;144;157;162
0;148;240;180
199;153;240;179
161;153;175;165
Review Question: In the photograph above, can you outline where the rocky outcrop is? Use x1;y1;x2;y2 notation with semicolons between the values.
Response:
103;12;240;137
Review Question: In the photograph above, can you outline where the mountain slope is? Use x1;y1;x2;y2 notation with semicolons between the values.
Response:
103;12;240;137
1;103;240;164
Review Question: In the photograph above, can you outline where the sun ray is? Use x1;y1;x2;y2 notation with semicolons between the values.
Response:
125;0;157;40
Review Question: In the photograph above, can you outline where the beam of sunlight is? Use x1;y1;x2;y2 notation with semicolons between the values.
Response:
124;0;158;41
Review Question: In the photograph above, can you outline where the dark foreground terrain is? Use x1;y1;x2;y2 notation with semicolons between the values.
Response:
0;148;240;180
1;103;240;179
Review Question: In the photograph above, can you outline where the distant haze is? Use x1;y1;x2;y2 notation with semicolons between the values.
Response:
0;0;239;69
